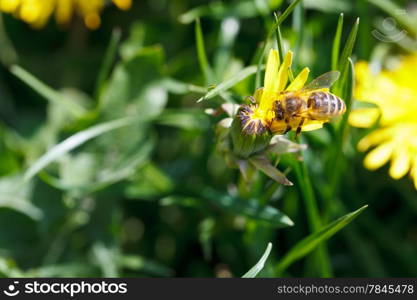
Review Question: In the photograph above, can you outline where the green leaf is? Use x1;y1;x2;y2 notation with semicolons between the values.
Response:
203;188;294;227
179;0;283;24
120;22;146;61
289;153;332;276
0;175;42;220
331;13;344;71
24;117;139;182
197;65;259;102
119;255;174;277
161;78;207;95
242;242;273;278
249;154;293;186
92;242;118;277
275;205;368;275
0;257;24;277
99;46;167;120
303;0;351;13
199;218;215;260
10;65;86;117
0;14;18;66
26;263;97;277
94;28;121;100
155;109;210;130
214;17;240;80
125;162;173;200
195;18;214;84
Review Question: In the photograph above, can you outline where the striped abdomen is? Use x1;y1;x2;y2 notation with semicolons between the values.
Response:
307;92;345;119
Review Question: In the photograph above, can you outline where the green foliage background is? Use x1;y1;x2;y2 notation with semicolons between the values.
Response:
0;0;416;277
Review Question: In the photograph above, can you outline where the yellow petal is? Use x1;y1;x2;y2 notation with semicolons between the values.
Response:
0;0;20;13
269;120;287;134
286;67;309;91
269;118;324;134
55;0;73;26
113;0;132;10
84;13;101;30
277;51;293;92
349;108;380;128
357;127;393;152
259;49;280;111
263;49;280;92
389;148;410;179
253;87;263;103
302;120;324;132
363;143;393;170
19;0;42;23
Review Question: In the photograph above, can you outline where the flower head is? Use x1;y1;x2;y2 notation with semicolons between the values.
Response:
0;0;132;29
349;53;417;188
231;49;328;158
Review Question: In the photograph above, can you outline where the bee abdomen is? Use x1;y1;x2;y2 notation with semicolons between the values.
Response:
307;92;345;118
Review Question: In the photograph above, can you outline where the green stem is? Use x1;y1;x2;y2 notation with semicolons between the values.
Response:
290;153;333;277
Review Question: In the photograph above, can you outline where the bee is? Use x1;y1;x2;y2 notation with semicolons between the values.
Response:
272;71;346;135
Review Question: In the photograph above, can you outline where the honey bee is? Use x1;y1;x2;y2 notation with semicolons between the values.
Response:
272;71;346;135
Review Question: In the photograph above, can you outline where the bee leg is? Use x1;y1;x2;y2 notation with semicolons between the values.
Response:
284;117;292;134
274;100;285;120
296;118;305;136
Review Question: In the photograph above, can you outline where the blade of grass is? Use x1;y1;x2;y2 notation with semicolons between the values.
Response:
195;18;215;84
23;117;139;181
337;18;359;86
10;65;86;117
325;58;354;221
95;28;121;101
291;0;303;70
290;152;332;277
331;13;344;71
214;17;240;80
197;65;259;102
275;205;368;275
273;17;294;81
242;242;272;278
274;0;303;29
0;14;17;66
339;18;359;68
255;0;303;87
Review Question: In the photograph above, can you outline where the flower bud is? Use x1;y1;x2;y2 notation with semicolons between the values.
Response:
230;105;272;158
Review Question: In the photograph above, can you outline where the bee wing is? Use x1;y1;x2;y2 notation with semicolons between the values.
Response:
301;71;340;91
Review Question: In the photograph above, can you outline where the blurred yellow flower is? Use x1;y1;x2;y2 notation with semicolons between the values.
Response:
0;0;132;29
349;54;417;188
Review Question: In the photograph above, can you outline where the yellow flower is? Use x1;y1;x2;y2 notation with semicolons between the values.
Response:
349;53;417;188
243;49;326;135
231;49;328;157
0;0;132;29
